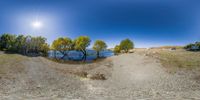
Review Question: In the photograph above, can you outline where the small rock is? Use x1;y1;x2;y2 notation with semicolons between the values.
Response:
87;74;93;79
36;85;41;89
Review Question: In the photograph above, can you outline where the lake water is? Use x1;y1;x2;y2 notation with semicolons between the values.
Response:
48;50;114;61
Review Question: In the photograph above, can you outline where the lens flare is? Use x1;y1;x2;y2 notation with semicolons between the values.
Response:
32;21;42;29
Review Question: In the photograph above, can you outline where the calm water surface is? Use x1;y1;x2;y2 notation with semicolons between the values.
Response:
48;50;114;61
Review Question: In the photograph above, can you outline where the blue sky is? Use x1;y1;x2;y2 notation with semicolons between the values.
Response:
0;0;200;48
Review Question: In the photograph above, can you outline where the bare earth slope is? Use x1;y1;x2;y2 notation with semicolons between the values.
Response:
0;52;200;99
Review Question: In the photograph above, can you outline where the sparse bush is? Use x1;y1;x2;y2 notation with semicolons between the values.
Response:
114;45;121;54
184;41;200;51
89;73;106;80
93;40;107;58
184;43;195;49
119;38;134;53
75;71;88;78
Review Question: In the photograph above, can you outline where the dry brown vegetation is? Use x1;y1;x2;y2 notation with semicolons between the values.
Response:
135;48;200;72
150;46;183;49
0;53;26;75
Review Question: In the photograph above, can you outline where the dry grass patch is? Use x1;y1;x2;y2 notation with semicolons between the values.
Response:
158;50;200;69
0;53;26;75
135;49;200;72
143;49;200;72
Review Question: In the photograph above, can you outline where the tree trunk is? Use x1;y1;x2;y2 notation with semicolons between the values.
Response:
54;50;56;59
81;50;87;61
60;51;69;60
125;49;128;53
97;51;100;58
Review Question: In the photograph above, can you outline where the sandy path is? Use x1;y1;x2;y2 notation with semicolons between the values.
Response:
81;54;200;99
0;53;200;99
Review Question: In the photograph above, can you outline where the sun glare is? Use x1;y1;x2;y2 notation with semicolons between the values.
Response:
32;21;42;29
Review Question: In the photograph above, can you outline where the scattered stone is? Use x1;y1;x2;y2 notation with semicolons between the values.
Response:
90;73;106;80
76;71;88;78
36;85;41;89
87;74;93;79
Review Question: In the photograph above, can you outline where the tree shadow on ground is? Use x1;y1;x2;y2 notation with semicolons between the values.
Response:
3;50;42;57
47;57;108;65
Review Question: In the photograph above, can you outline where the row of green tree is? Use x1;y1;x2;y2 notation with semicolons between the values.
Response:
0;33;49;56
184;41;200;50
51;37;134;60
51;36;108;60
0;33;134;60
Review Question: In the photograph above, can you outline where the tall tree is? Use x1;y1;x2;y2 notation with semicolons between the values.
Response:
0;33;16;51
52;37;73;59
119;38;134;53
184;41;200;51
74;36;91;61
0;34;49;56
93;40;107;58
184;43;195;50
41;43;50;56
114;45;121;54
15;35;26;53
24;36;48;55
195;42;200;49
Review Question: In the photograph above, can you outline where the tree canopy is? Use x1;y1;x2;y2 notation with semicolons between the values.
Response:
184;41;200;50
93;40;107;57
41;43;50;56
114;45;121;54
74;36;91;51
51;37;73;59
0;33;49;56
52;37;73;53
119;38;134;53
0;33;16;51
195;42;200;48
74;36;91;60
0;33;138;60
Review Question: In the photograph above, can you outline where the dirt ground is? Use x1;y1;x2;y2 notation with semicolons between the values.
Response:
0;51;200;99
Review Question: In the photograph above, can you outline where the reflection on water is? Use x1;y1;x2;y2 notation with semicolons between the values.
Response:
48;50;114;61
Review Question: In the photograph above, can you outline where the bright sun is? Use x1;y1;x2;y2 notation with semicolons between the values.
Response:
32;21;42;29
